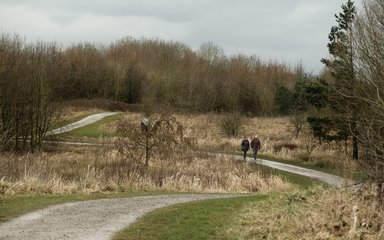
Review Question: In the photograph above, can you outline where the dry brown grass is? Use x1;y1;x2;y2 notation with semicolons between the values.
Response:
113;112;358;176
0;110;353;198
0;145;293;196
78;112;358;186
226;187;384;239
0;110;374;237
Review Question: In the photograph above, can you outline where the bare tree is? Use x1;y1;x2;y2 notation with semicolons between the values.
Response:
353;0;384;205
218;112;244;138
0;35;56;151
289;108;307;139
116;113;194;170
196;42;226;65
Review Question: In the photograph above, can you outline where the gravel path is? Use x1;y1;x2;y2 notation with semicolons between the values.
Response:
225;154;355;187
0;194;239;240
251;158;355;187
46;112;118;135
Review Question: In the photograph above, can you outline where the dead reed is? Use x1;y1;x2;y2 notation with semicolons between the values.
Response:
99;112;358;180
0;146;293;196
0;111;358;197
226;186;384;239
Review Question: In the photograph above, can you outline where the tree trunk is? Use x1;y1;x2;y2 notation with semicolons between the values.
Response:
352;135;358;160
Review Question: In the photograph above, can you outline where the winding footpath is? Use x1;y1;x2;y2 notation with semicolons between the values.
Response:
0;112;355;240
46;112;118;135
0;194;238;240
229;154;354;187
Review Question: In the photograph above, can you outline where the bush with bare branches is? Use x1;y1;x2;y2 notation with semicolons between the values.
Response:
115;113;195;170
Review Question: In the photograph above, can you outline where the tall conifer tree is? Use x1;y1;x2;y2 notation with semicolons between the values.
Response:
321;0;358;159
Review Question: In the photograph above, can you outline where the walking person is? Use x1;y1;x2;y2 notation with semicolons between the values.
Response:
251;135;261;160
241;136;250;161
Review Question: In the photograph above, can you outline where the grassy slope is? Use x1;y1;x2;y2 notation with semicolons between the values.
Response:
52;111;352;179
112;170;322;240
0;111;337;238
50;110;102;130
113;195;268;240
59;113;124;138
57;112;345;179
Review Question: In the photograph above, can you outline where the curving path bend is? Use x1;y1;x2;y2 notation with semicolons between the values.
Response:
228;154;355;188
0;194;239;240
46;112;118;135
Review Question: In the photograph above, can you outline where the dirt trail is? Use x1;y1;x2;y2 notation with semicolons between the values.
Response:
46;112;118;135
249;158;354;187
0;194;239;240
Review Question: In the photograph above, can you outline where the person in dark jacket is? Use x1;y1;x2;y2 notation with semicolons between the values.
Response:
241;136;250;160
250;135;261;160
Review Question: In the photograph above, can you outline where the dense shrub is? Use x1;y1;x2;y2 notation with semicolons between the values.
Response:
218;113;243;138
273;143;299;153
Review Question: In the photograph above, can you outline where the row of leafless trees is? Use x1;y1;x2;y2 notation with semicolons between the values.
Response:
107;39;300;114
0;33;302;151
0;35;55;151
4;38;301;116
58;39;300;115
16;38;301;115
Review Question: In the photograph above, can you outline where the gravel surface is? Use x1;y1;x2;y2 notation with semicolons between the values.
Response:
227;153;355;187
209;152;355;188
0;194;239;240
251;158;355;187
46;112;118;135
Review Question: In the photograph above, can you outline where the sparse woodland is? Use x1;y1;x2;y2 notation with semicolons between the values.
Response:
1;0;384;238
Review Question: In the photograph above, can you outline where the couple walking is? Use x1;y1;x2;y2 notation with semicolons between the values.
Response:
241;135;261;160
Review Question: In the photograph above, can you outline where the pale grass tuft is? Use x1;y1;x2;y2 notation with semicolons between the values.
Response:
0;150;293;196
225;186;384;239
348;205;359;238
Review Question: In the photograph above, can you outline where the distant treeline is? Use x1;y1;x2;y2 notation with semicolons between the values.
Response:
0;33;308;150
2;34;305;113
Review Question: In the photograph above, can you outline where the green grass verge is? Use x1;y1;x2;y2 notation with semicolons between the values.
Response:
0;191;166;223
113;195;267;240
61;113;124;138
112;171;322;240
50;110;103;130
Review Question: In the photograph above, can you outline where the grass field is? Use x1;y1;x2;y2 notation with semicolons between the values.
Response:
1;107;378;239
113;186;384;239
56;113;124;138
50;109;103;130
113;195;268;240
55;111;359;179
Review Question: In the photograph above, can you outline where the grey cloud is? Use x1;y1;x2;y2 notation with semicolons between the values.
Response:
2;0;203;22
0;0;356;73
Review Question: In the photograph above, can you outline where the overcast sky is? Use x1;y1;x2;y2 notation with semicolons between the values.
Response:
0;0;362;73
